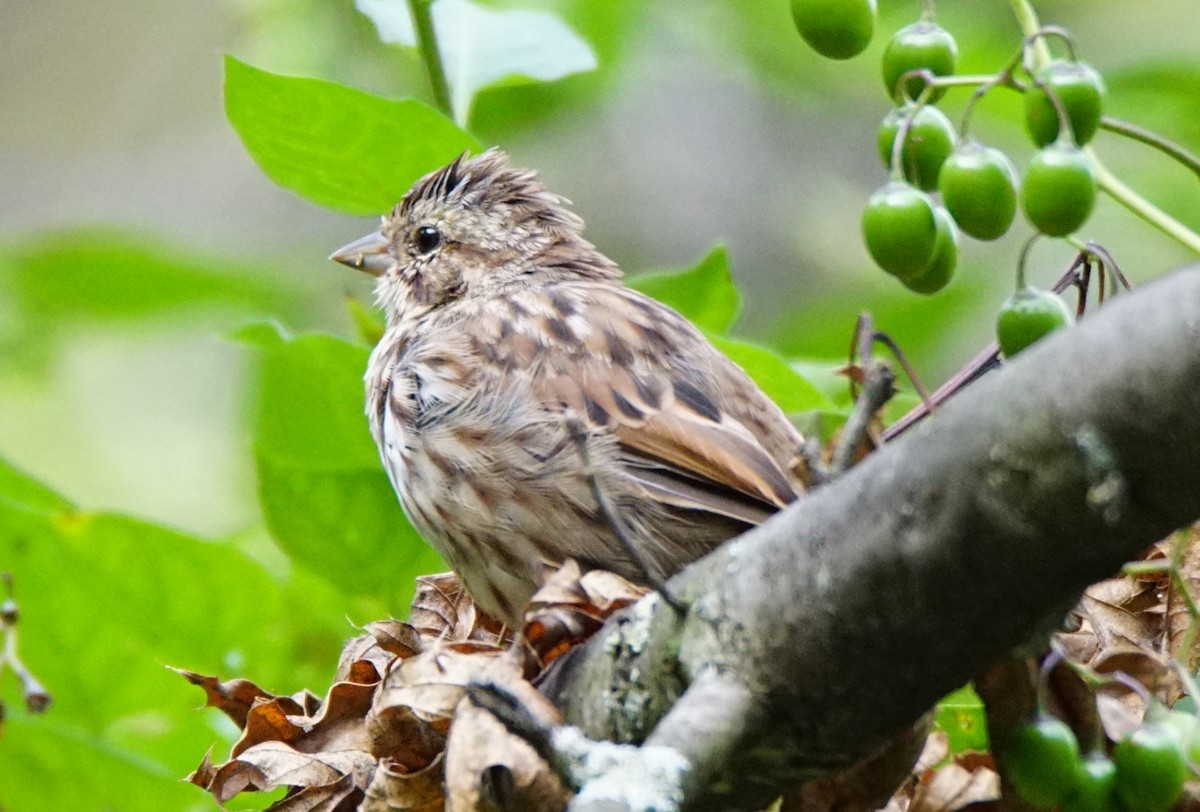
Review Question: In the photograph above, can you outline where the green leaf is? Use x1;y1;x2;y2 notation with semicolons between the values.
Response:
356;0;597;125
709;335;834;414
629;246;742;334
223;56;480;214
256;456;443;600
935;683;990;753
255;334;378;469
0;228;304;371
0;457;72;513
0;459;351;810
252;333;442;600
228;319;290;350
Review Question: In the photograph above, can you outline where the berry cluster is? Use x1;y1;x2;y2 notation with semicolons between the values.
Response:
1001;702;1194;812
790;0;1111;355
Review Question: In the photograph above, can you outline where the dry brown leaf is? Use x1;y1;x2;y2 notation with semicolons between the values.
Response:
1077;590;1158;654
360;753;447;812
171;668;293;728
1095;690;1143;742
365;620;428;659
444;658;569;812
338;629;400;677
409;574;509;646
236;696;309;757
185;746;219;789
522;561;646;668
909;762;999;812
269;773;360;812
206;740;375;804
367;644;505;771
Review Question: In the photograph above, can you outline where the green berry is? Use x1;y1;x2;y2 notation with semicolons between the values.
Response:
790;0;876;60
1022;143;1096;236
1113;724;1187;812
1025;60;1107;147
877;104;957;191
1002;716;1083;809
1062;755;1119;812
996;287;1074;358
902;206;958;294
882;21;958;101
938;141;1019;241
861;182;938;278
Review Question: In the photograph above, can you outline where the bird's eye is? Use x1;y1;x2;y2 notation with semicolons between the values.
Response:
415;225;441;254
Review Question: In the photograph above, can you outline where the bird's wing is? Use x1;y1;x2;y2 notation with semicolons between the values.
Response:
519;283;805;524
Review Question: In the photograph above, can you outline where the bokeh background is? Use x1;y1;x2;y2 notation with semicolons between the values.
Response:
0;1;1196;807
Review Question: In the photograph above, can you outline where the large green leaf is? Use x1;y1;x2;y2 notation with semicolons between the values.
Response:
629;246;742;334
356;0;596;126
252;333;442;601
224;57;480;215
0;459;351;810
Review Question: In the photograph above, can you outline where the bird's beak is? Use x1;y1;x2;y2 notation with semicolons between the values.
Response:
330;230;390;276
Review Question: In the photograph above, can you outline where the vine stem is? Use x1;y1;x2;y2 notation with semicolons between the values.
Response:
1009;0;1052;64
406;0;454;120
1088;154;1200;254
1009;0;1200;255
1099;116;1200;180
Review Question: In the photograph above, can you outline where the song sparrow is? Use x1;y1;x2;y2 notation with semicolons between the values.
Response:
332;149;806;624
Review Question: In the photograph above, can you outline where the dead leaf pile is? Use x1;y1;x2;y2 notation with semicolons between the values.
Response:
182;565;644;811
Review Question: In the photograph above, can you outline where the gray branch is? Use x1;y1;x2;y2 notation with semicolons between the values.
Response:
531;266;1200;811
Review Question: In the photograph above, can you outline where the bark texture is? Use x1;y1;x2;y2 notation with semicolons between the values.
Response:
539;266;1200;811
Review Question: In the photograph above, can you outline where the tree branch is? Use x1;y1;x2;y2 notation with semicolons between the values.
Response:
536;266;1200;811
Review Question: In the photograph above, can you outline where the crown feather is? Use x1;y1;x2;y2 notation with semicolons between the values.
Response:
398;148;583;235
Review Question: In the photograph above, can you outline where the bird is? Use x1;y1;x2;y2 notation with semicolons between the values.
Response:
331;148;806;625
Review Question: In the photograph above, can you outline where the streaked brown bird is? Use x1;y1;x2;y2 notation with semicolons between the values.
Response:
332;149;805;625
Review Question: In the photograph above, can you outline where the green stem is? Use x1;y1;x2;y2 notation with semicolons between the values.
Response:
1009;0;1051;66
1088;151;1200;254
406;0;454;120
932;73;1008;88
1100;116;1200;180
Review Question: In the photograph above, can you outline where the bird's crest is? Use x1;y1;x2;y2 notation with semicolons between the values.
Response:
397;148;583;234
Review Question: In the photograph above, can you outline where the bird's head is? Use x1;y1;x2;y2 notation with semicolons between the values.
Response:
331;148;617;319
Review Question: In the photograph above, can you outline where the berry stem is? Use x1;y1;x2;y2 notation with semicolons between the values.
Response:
1087;153;1200;254
1009;0;1053;66
931;73;1007;88
1099;116;1200;180
1015;233;1040;290
406;0;455;121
